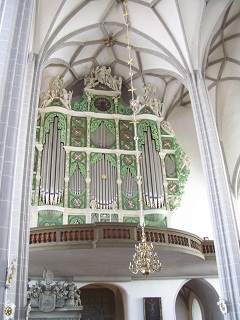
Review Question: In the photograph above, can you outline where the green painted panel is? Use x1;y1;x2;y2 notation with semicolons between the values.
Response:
91;213;99;223
69;152;87;178
70;116;87;147
120;154;137;180
118;99;133;115
167;181;180;195
139;106;155;115
35;128;40;142
38;210;63;226
122;192;139;210
111;214;119;222
144;214;167;227
123;216;140;224
162;138;174;149
68;192;86;208
68;215;86;224
119;120;135;150
100;213;110;222
165;154;177;178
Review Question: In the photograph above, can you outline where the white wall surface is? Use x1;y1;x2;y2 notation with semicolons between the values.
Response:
76;278;221;320
168;105;213;239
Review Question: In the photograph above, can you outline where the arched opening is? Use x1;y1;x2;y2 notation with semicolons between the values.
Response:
175;279;223;320
79;283;127;320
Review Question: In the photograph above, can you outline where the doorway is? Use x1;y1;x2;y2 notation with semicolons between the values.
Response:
80;284;125;320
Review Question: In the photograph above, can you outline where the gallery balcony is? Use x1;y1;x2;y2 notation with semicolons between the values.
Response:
29;223;216;280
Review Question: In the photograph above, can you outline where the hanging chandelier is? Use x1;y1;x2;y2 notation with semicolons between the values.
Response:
129;227;162;276
120;1;163;276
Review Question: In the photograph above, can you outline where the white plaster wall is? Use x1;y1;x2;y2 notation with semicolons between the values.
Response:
205;278;221;295
77;279;182;320
168;105;213;239
76;278;221;320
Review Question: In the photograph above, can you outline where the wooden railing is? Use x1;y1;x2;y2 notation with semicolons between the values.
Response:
202;240;215;255
29;223;215;259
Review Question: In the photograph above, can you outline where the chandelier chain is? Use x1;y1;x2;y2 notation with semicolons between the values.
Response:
122;0;163;276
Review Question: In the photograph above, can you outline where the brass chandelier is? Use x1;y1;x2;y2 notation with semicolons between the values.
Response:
120;1;163;276
129;227;162;276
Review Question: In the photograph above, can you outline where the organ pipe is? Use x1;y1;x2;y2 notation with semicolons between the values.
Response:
40;117;65;205
122;169;137;197
90;155;118;209
91;122;115;148
69;167;86;195
141;127;164;208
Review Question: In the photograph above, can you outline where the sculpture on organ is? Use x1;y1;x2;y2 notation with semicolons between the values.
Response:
132;83;163;117
60;89;72;109
84;66;122;91
39;76;73;109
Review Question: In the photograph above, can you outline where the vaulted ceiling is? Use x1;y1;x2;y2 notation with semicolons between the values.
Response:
33;0;240;190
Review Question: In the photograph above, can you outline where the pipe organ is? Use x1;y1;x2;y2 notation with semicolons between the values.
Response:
32;69;190;227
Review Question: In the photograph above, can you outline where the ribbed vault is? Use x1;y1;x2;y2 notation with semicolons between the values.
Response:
34;0;240;194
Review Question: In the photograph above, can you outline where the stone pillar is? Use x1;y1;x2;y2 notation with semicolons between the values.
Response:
0;0;35;319
188;71;240;319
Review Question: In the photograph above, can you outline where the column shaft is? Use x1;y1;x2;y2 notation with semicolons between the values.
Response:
188;71;240;319
0;0;35;318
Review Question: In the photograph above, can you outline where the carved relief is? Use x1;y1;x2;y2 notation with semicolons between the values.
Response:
28;269;83;316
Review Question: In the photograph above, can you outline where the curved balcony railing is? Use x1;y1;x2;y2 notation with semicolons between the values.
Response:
29;223;215;259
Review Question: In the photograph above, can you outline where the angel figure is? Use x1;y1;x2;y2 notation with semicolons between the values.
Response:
39;90;53;108
60;89;73;109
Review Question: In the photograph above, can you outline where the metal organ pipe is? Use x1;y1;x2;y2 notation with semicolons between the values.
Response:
102;158;105;209
122;169;137;198
50;118;57;204
40;128;48;202
90;155;118;209
59;140;65;203
154;143;164;207
110;162;113;205
40;117;65;205
96;160;99;206
140;144;148;205
69;167;86;195
145;129;153;207
141;127;164;209
107;160;110;208
45;121;53;204
54;128;61;201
